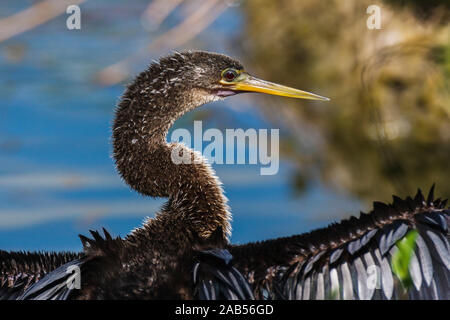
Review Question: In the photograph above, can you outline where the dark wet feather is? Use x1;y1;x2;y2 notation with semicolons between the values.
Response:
409;250;422;291
329;248;344;264
315;270;325;300
339;262;354;300
419;226;450;268
415;234;434;286
193;249;254;300
415;211;448;232
18;258;84;300
0;251;82;300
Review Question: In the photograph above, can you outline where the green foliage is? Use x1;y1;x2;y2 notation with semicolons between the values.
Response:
391;230;418;289
325;289;339;300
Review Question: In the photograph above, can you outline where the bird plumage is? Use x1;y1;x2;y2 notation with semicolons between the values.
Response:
1;51;448;300
0;250;81;299
229;187;449;300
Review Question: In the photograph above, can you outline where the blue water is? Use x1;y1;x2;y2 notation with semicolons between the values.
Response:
0;1;362;252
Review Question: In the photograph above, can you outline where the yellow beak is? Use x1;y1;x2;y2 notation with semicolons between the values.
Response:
220;73;329;101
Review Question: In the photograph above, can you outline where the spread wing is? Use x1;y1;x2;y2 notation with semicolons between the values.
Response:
230;187;450;300
1;228;122;300
0;250;82;300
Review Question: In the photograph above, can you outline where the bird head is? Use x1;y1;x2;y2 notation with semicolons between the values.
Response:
175;50;329;102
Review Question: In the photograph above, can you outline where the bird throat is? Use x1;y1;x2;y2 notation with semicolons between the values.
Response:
112;73;231;242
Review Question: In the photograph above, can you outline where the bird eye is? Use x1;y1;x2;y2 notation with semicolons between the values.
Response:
222;69;238;82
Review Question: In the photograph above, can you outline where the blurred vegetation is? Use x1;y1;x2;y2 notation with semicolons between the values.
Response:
241;0;450;203
385;0;450;20
391;230;418;291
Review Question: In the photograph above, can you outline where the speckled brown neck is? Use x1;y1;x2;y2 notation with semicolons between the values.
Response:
112;67;231;240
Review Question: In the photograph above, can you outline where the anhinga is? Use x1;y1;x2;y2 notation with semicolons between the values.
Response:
1;51;448;300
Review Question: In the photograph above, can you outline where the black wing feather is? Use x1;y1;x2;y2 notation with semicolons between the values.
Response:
193;249;254;300
17;258;85;300
0;250;82;300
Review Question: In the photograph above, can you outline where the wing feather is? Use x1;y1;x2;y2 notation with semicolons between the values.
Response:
229;187;449;300
193;249;254;300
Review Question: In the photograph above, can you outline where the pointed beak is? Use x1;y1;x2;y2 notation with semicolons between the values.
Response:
220;73;330;101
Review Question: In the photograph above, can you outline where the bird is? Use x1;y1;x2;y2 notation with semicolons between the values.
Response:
0;50;448;300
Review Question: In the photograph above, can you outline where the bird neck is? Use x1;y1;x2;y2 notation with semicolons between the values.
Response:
113;76;231;241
